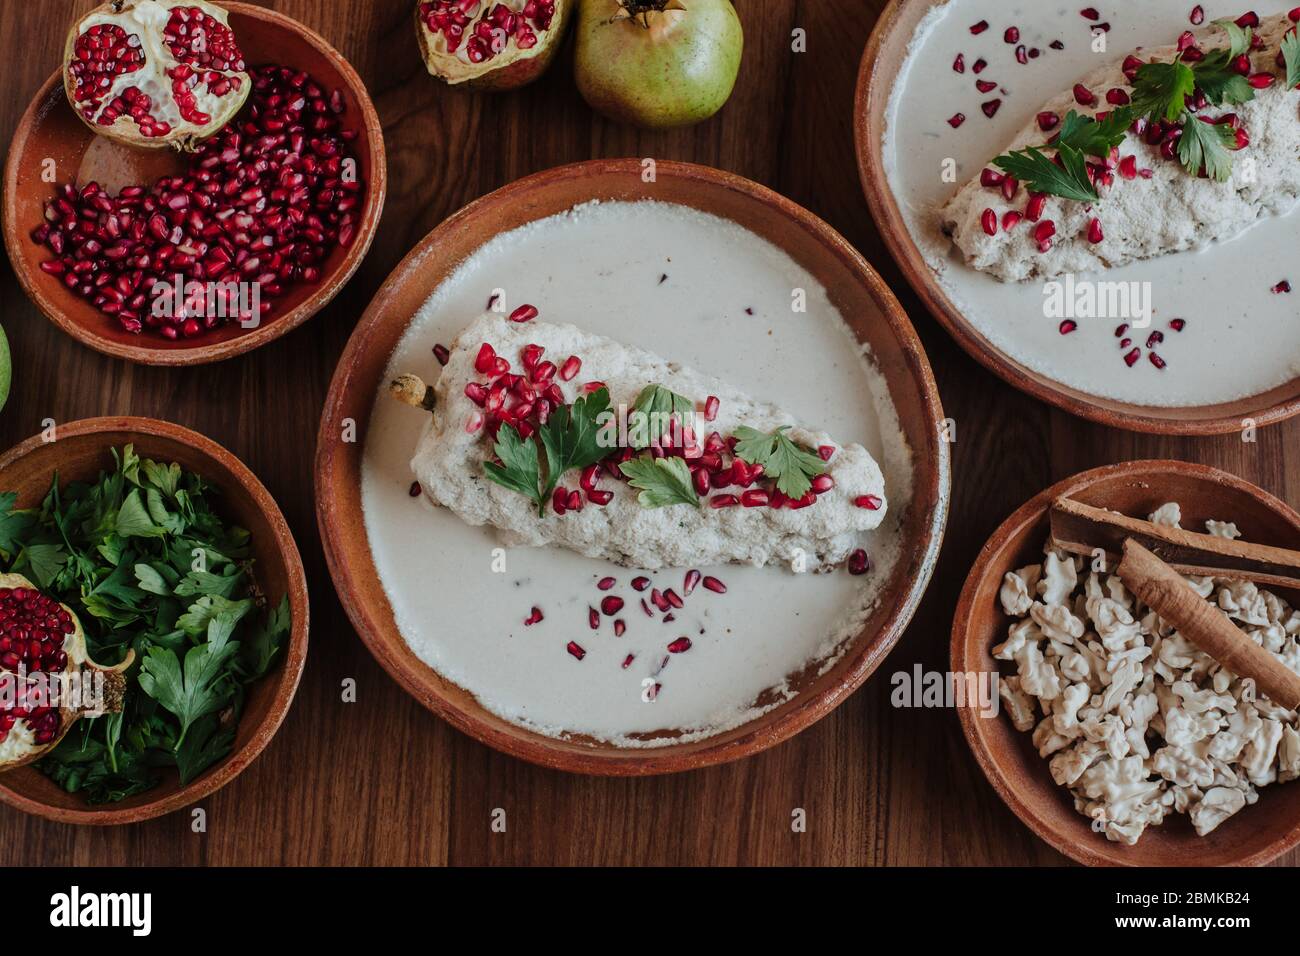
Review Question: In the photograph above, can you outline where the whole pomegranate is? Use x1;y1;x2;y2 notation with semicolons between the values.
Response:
574;0;743;128
0;574;134;771
63;0;250;150
416;0;574;91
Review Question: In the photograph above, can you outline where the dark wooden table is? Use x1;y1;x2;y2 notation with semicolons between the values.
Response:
0;0;1294;867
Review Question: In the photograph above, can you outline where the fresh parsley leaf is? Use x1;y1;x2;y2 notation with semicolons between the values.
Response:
1132;60;1197;122
137;630;240;745
236;595;289;682
733;426;827;499
483;422;543;507
115;490;167;538
993;144;1098;203
0;492;35;556
22;543;67;589
174;567;244;599
1285;29;1300;91
176;595;254;639
1213;19;1252;59
1055;108;1133;157
174;713;235;784
1178;116;1238;182
618;456;699;509
134;563;171;596
628;385;695;449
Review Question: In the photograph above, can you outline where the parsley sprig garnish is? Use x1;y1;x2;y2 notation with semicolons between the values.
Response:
627;384;694;449
733;426;827;499
0;446;290;802
483;387;614;515
991;21;1265;200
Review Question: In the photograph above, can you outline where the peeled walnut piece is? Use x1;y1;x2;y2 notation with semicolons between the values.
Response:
0;573;134;771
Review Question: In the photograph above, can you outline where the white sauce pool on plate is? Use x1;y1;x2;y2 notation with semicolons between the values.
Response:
361;200;912;746
884;0;1300;407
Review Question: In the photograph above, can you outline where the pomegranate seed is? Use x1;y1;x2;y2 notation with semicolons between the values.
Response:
817;445;835;461
597;576;616;591
1123;54;1144;80
1001;176;1019;201
1149;352;1167;370
710;494;739;509
981;208;998;236
601;595;624;616
847;550;871;575
1177;30;1196;52
582;381;606;394
1247;73;1274;89
1002;210;1023;231
524;607;543;626
1290;7;1300;22
1080;7;1099;19
566;641;586;660
981;99;1002;118
810;474;835;494
683;569;701;596
1119;155;1138;180
651;589;670;612
854;495;883;510
474;342;495;374
465;411;484;433
1124;348;1141;367
970;20;989;34
552;487;567;515
973;58;988;73
1037;112;1061;132
433;344;450;365
704;395;720;421
1034;220;1056;252
1004;26;1020;43
1273;280;1292;294
667;637;692;654
702;576;727;594
409;481;422;497
1106;88;1130;105
1087;218;1104;243
976;79;998;93
741;489;769;508
692;467;710;496
663;589;684;610
1190;5;1204;25
1235;11;1259;28
1146;331;1164;349
566;489;583;512
580;464;601;492
587;489;614;505
1073;83;1097;106
1026;193;1047;222
1016;45;1028;64
980;169;1005;190
948;113;966;128
953;54;965;73
1059;320;1078;335
509;304;538;323
621;654;634;669
559;355;581;381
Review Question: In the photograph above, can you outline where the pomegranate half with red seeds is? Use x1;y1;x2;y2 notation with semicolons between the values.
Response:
415;0;574;91
63;0;250;150
0;574;134;772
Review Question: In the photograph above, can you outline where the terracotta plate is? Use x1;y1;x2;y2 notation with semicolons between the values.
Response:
317;159;950;775
854;0;1300;435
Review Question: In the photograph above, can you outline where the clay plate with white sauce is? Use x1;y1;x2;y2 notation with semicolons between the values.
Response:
316;159;949;775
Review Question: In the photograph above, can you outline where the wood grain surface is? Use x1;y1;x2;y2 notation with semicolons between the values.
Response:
0;0;1294;866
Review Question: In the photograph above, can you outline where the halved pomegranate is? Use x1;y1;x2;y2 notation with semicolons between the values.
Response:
63;0;250;150
0;574;134;771
415;0;573;91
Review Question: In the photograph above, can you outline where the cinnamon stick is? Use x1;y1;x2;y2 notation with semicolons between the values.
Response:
1117;539;1300;711
1051;497;1300;590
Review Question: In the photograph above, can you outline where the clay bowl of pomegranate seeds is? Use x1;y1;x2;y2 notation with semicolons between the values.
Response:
952;460;1300;866
856;0;1300;435
318;158;949;775
0;417;308;824
1;1;385;366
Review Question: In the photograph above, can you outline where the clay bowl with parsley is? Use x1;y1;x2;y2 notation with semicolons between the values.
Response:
856;0;1300;435
0;417;307;824
316;158;948;775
